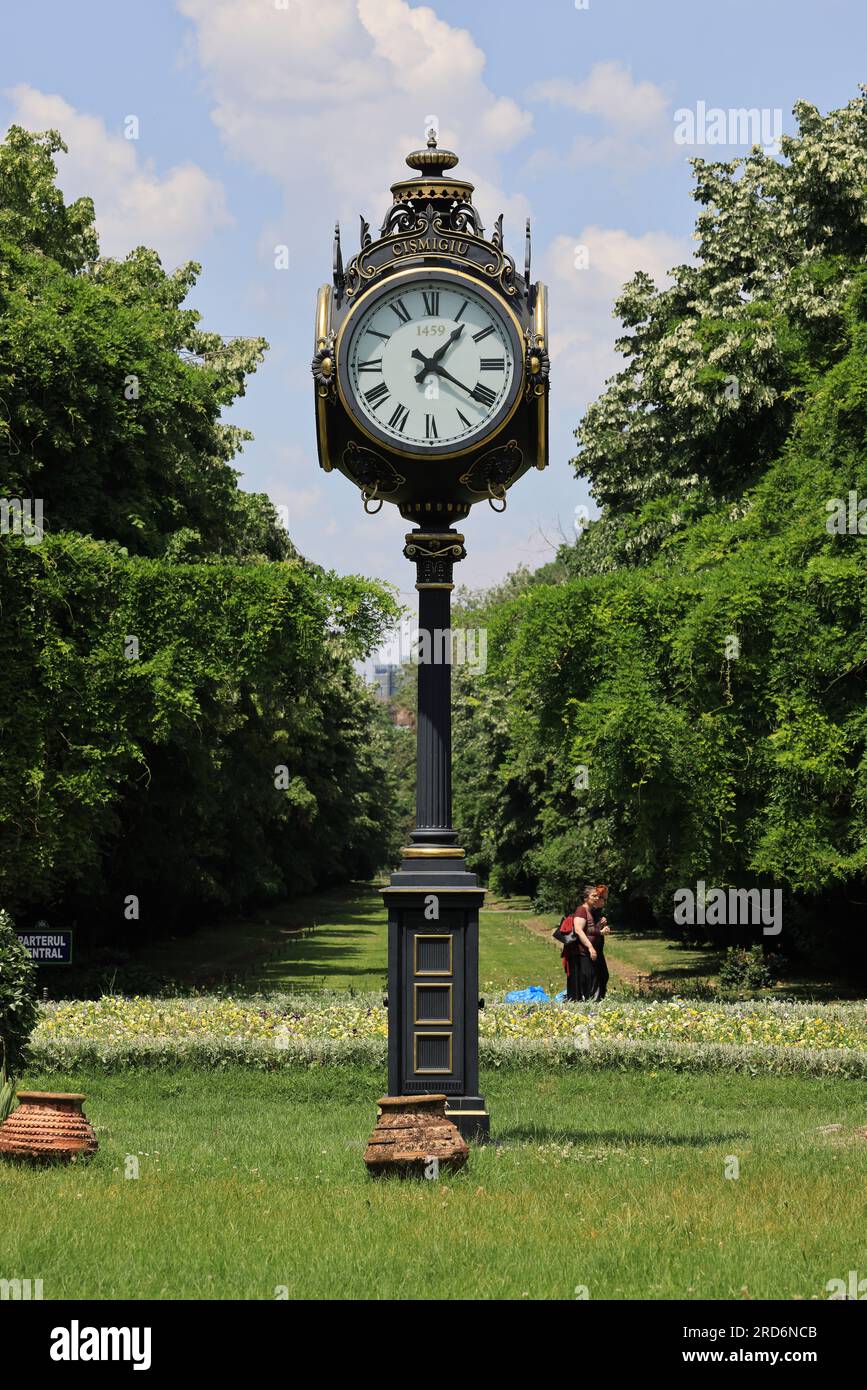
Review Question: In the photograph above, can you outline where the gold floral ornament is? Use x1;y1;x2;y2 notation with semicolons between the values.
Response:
526;344;550;398
311;345;336;398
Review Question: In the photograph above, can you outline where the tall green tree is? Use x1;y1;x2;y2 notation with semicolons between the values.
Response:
452;92;867;975
0;127;287;560
569;90;867;573
0;126;401;939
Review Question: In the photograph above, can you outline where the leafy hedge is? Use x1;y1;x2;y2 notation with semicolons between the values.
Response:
0;126;403;939
0;909;39;1116
0;534;401;932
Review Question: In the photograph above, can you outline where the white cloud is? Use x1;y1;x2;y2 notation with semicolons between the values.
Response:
540;226;691;408
4;83;230;265
178;0;533;241
528;64;668;129
526;61;674;170
280;486;321;522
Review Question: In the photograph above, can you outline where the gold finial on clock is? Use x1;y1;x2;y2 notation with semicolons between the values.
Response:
404;132;460;176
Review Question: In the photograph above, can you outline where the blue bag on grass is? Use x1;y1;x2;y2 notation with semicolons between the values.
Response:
504;985;551;1004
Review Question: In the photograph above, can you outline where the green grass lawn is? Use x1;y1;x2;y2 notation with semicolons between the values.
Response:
122;886;568;995
117;886;858;1001
126;887;388;992
4;1066;864;1300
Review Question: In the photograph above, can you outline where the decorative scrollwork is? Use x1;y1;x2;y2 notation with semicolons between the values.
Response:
458;440;523;498
378;200;417;239
344;254;378;299
403;538;465;562
447;203;485;237
342;442;406;497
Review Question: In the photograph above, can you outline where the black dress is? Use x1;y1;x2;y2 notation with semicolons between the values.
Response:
574;906;608;1001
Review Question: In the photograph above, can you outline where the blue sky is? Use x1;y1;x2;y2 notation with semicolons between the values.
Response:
3;0;865;622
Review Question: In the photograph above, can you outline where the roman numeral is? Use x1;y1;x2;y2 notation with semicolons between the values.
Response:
390;298;411;324
456;409;472;429
357;358;382;372
472;324;495;343
454;300;469;322
364;382;389;408
425;414;438;439
422;291;440;316
471;382;497;407
388;402;410;432
480;357;505;371
366;328;390;341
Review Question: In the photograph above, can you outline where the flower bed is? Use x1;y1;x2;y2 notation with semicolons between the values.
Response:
25;993;867;1078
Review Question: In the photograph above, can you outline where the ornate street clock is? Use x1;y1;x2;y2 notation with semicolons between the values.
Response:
338;272;523;456
313;133;550;1140
313;132;548;514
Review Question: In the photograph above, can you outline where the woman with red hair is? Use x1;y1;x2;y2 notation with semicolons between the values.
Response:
556;884;611;1001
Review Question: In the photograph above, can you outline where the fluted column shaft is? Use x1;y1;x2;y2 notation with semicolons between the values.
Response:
403;528;466;852
416;583;452;831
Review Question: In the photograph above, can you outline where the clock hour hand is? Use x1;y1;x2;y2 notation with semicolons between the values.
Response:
429;322;465;367
412;324;465;383
411;347;435;378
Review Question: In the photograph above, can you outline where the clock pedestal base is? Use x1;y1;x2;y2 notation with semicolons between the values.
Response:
444;1096;490;1143
383;856;489;1145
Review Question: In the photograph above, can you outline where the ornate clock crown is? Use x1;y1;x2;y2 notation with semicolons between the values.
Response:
386;129;480;232
334;128;528;306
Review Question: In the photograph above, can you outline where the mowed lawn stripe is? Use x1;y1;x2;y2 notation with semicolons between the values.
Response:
3;1067;864;1300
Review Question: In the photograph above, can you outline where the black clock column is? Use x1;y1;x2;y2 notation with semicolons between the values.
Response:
314;133;549;1150
383;526;489;1140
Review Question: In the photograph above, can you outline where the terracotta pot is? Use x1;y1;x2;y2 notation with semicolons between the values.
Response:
364;1093;468;1177
0;1091;98;1161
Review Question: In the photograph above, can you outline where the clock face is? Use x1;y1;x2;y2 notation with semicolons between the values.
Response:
339;275;521;454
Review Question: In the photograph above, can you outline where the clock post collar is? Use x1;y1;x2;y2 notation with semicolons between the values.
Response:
403;527;467;590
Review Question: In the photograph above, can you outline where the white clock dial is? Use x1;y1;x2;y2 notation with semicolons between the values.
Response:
342;278;519;452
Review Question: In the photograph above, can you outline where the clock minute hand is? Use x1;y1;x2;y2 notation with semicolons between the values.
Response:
428;363;477;398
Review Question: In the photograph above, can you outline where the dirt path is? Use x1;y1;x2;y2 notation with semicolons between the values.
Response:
510;912;643;987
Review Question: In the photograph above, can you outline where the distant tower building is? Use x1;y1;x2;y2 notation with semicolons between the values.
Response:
372;663;399;701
